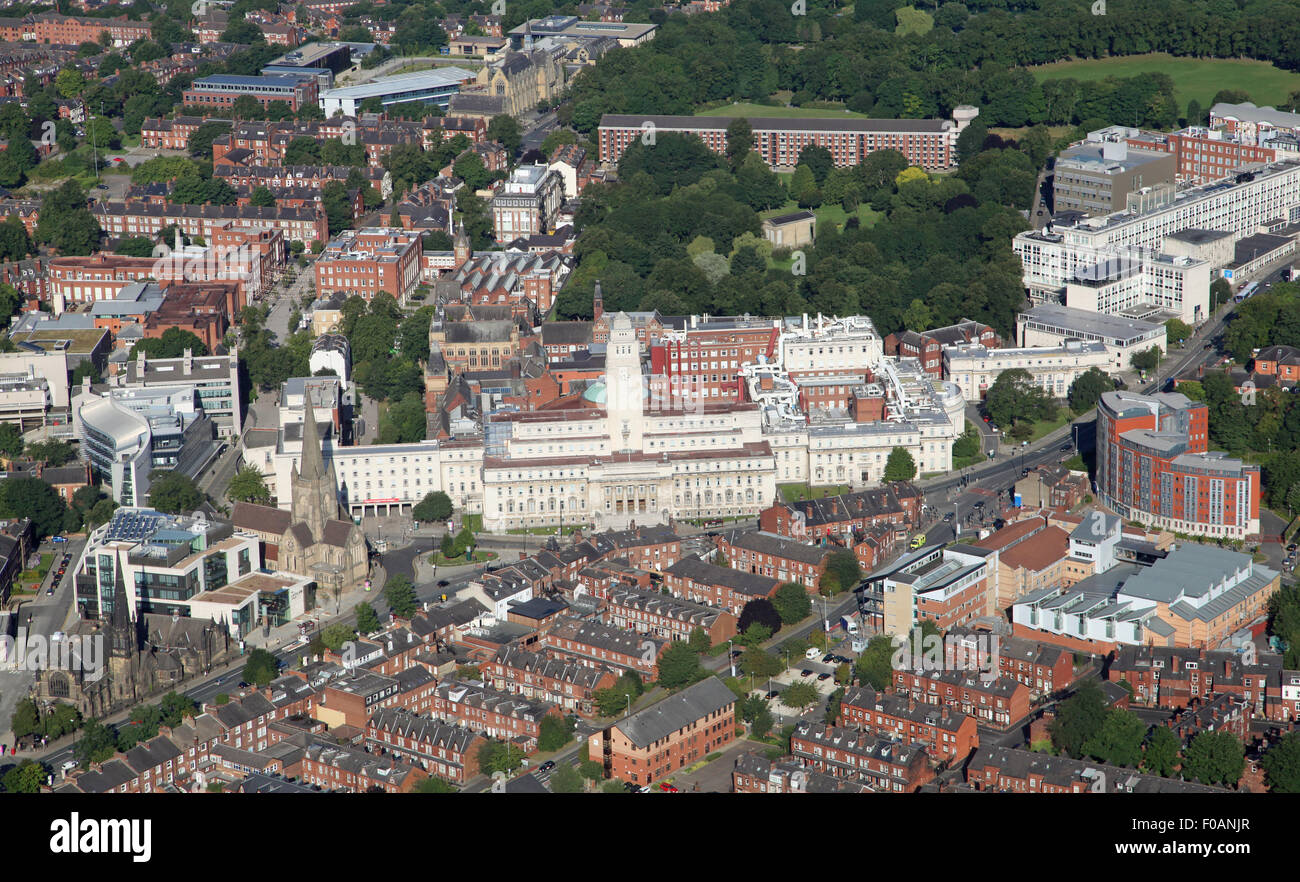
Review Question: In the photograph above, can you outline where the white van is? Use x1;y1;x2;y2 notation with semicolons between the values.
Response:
805;647;820;660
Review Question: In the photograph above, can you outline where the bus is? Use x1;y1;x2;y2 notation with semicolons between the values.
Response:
1234;281;1260;303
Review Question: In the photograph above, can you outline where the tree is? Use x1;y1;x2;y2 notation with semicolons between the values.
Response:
737;598;782;637
538;713;576;752
0;476;67;538
1068;367;1110;414
1131;346;1161;373
883;446;916;482
486;115;522;154
3;760;47;793
25;440;74;466
1181;731;1243;787
222;19;265;44
737;622;772;647
772;582;812;624
656;644;704;690
780;681;819;709
822;550;861;597
549;764;585;793
798;144;834;185
319;623;356;652
226;467;272;504
1261;731;1300;792
74;719;118;768
355;602;381;634
384;573;417;619
1165;318;1192;346
984;368;1058;428
1049;680;1108;758
412;491;452;523
579;759;604;783
242;648;279;687
739;648;782;679
853;635;896;690
147;471;204;514
1143;725;1182;778
477;740;524;775
725;117;753;169
0;421;23;457
1082;707;1146;767
415;776;457;793
249;185;277;207
0;215;32;261
687;626;712;653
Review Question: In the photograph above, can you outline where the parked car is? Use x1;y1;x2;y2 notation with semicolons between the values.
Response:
51;536;67;543
659;782;678;792
46;586;54;596
800;669;815;678
822;653;835;663
942;512;954;521
765;690;780;700
623;780;640;793
817;672;832;681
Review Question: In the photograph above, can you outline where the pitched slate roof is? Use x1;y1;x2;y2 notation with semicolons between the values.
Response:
616;677;735;749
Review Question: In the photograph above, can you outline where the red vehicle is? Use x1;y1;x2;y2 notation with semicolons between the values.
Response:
659;782;678;792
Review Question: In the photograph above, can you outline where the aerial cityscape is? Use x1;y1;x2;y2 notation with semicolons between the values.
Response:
0;0;1297;829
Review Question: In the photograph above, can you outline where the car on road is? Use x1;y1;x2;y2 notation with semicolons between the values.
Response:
943;512;953;521
46;586;54;595
910;533;927;549
659;782;678;792
96;184;109;190
538;760;556;772
61;760;77;772
52;535;67;543
799;668;815;677
1060;443;1071;451
1288;544;1298;553
982;415;990;422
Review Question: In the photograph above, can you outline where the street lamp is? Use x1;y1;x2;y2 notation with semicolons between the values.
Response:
727;639;736;678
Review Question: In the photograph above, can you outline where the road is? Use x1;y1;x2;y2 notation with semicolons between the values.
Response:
0;536;85;748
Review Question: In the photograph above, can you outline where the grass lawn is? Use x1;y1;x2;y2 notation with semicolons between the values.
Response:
1029;53;1300;110
696;102;867;119
779;482;850;502
461;513;483;533
988;125;1074;141
429;550;498;566
1022;411;1073;444
506;525;585;536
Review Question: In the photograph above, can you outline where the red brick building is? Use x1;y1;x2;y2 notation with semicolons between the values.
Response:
365;708;484;785
885;319;1000;378
604;584;738;646
598;113;966;171
663;558;780;617
891;669;1031;731
837;686;980;764
759;483;922;542
588;677;736;785
1097;390;1260;539
789;721;934;791
715;528;829;591
314;227;422;303
543;617;668;683
648;318;780;403
429;679;561;748
481;645;619;716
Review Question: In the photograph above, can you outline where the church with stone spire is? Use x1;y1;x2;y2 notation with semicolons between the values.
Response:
234;403;369;599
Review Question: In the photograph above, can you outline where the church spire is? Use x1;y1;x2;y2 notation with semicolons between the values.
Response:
299;395;327;482
108;563;136;659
